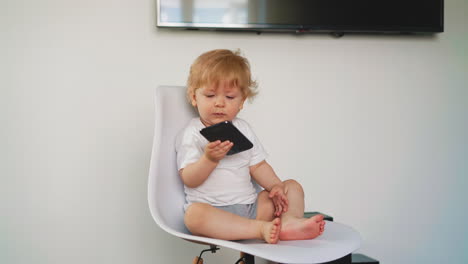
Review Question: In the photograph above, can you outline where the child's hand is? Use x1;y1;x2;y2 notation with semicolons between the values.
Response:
269;184;289;217
204;140;234;163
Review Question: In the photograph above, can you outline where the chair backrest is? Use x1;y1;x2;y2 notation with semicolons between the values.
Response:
148;86;197;234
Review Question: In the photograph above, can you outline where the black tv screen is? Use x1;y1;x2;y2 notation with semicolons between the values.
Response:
157;0;444;34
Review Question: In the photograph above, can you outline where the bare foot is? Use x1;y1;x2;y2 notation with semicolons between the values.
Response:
261;218;281;244
279;214;325;241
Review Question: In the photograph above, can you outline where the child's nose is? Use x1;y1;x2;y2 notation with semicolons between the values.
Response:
215;96;225;107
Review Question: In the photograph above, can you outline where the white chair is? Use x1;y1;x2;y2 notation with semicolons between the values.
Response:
148;85;362;264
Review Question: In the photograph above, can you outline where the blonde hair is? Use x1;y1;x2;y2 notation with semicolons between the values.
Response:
187;49;258;103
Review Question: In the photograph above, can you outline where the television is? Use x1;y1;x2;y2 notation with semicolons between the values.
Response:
157;0;444;35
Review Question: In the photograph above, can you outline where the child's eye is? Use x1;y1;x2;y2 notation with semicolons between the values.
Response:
205;94;215;98
226;96;235;100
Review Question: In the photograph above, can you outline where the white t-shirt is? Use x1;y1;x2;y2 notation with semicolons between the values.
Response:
175;117;267;210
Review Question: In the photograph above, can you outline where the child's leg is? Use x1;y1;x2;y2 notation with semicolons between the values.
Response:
279;179;326;240
184;202;281;244
256;180;326;240
256;190;276;220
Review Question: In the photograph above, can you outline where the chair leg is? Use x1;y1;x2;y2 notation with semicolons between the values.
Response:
236;252;255;264
193;256;203;264
194;245;220;264
237;252;245;264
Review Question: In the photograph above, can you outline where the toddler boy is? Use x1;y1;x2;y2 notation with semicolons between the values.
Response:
176;49;325;243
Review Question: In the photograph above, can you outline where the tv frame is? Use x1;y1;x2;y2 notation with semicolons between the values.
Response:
156;0;444;35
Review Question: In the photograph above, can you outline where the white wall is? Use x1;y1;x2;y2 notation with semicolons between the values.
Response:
2;0;467;263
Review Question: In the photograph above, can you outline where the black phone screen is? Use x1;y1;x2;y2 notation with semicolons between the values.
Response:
200;121;253;155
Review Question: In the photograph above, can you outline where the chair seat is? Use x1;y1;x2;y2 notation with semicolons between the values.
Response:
160;220;360;264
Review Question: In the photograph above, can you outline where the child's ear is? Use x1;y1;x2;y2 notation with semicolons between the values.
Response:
190;91;197;107
239;98;246;110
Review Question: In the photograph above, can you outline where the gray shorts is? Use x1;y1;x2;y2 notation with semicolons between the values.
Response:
214;201;258;219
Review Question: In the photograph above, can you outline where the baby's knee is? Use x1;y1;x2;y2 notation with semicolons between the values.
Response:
284;179;304;193
184;203;210;231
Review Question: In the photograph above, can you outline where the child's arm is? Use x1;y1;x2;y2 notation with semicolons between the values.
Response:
250;161;289;216
250;161;282;190
179;140;233;188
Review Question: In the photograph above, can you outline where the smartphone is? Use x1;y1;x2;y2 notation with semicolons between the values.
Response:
200;121;253;155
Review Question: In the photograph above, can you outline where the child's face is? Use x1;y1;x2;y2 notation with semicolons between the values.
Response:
191;81;245;127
